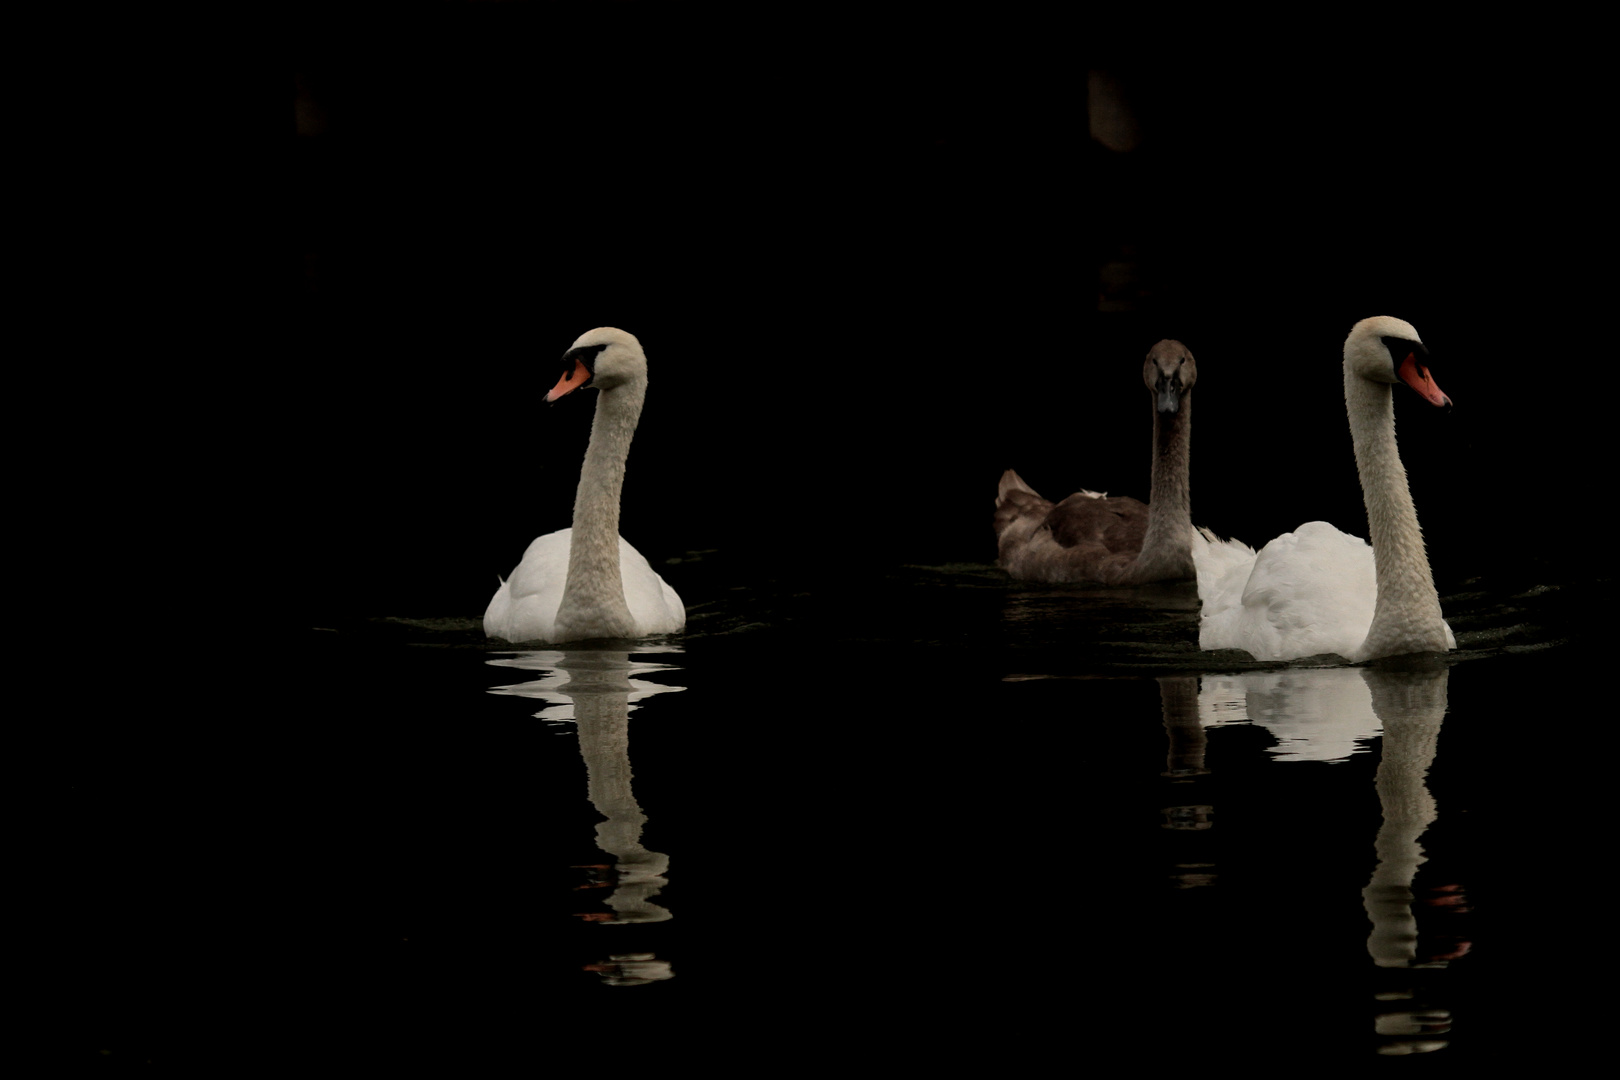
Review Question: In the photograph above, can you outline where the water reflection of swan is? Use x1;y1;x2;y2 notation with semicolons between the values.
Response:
1199;669;1382;762
488;649;684;933
582;953;674;987
1190;664;1464;1053
1360;663;1463;1055
1169;664;1465;1053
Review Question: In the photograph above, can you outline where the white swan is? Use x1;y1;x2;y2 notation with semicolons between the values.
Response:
994;339;1197;584
1193;316;1455;662
483;327;685;643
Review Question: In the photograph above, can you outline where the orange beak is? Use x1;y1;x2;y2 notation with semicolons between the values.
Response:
1397;354;1452;408
546;359;593;403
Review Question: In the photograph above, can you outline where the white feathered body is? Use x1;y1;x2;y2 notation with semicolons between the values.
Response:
483;528;685;643
1197;523;1391;660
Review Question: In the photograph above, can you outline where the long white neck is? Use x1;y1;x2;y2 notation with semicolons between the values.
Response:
1127;398;1194;582
1344;373;1448;660
554;380;645;640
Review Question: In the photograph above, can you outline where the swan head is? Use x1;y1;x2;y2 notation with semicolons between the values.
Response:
1143;338;1196;414
546;327;647;402
1344;316;1451;407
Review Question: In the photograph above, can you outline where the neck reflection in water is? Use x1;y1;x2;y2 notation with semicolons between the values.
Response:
1359;663;1462;1055
1160;662;1462;1055
487;648;685;986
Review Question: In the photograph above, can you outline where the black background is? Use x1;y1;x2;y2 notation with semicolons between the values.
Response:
288;12;1602;623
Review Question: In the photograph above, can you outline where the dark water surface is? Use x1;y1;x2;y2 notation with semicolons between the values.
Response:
66;553;1603;1069
175;560;1620;1062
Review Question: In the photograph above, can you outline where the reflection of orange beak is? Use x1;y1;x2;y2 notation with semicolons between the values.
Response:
1397;354;1452;408
546;359;592;403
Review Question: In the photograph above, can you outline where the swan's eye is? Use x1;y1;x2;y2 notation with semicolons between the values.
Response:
1379;335;1428;365
561;342;609;376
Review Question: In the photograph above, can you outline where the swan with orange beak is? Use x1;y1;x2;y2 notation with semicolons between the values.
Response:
484;327;686;643
1194;316;1455;662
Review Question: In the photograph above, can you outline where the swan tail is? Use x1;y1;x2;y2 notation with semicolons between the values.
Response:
996;469;1042;505
1194;525;1255;555
994;470;1056;540
1190;525;1258;606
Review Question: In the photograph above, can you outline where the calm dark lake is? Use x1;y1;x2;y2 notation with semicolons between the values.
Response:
63;551;1596;1068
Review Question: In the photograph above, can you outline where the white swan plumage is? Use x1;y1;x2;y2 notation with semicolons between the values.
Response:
994;339;1199;584
483;327;685;643
1193;316;1455;662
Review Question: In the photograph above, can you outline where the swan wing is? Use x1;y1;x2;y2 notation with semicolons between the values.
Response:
1192;526;1257;604
617;537;687;636
1197;522;1376;661
993;470;1055;549
485;529;685;642
1047;493;1147;553
483;529;572;642
996;469;1159;582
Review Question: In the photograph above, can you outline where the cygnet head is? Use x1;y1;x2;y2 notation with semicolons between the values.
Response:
1344;316;1450;407
546;327;648;402
1143;338;1196;415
